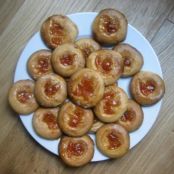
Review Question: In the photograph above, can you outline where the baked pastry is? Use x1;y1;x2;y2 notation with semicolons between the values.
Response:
27;50;53;80
86;50;123;86
41;15;78;49
92;9;128;45
89;117;104;133
32;108;61;139
68;68;104;108
113;43;144;77
75;38;101;60
94;84;128;122
130;71;165;105
58;101;94;136
96;124;129;158
117;99;144;132
59;135;94;167
35;74;67;107
8;80;38;115
51;43;85;77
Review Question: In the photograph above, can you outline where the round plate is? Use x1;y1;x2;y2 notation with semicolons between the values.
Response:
14;12;163;162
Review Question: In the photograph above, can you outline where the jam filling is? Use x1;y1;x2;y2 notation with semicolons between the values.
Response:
50;22;64;46
43;112;58;129
50;23;64;35
102;15;119;34
51;37;62;45
60;54;75;66
67;141;85;157
73;77;94;100
17;90;32;103
103;91;119;114
121;109;135;122
124;57;131;67
69;107;84;127
96;56;113;72
44;81;60;96
140;81;155;96
107;131;121;149
37;57;49;73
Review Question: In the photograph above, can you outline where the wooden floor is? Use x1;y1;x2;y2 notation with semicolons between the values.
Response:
0;0;174;173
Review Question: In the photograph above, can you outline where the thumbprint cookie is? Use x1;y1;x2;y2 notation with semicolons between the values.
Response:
35;74;67;107
51;43;85;77
89;117;104;133
8;80;38;115
32;108;61;139
58;101;94;137
117;99;144;132
68;68;104;108
87;50;123;86
113;43;144;77
27;50;53;80
92;9;128;45
94;84;128;123
59;135;94;167
130;71;165;105
41;15;78;49
75;38;101;60
96;124;129;158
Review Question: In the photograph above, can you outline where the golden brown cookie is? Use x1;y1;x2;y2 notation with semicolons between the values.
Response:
41;15;78;49
117;99;144;132
92;9;128;45
89;117;104;133
94;84;128;122
27;50;53;80
86;50;123;86
130;71;165;105
51;43;85;77
96;124;129;158
32;107;62;139
59;135;94;167
75;38;101;60
113;43;144;77
68;68;104;108
35;74;67;107
58;101;94;136
8;80;38;115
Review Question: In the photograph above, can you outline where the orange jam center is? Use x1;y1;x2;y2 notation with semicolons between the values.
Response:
43;112;58;129
107;131;121;149
124;57;131;67
96;56;113;72
44;81;60;96
103;91;119;114
140;81;155;96
50;23;63;35
73;77;94;99
121;109;135;122
60;54;75;66
67;141;85;157
51;37;62;45
102;15;119;34
17;90;32;103
69;107;84;127
37;57;49;73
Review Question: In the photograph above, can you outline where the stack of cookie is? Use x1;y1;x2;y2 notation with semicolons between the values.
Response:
8;9;165;167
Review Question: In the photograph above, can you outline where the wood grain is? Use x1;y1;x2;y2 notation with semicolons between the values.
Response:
0;0;25;34
0;0;174;173
168;7;174;23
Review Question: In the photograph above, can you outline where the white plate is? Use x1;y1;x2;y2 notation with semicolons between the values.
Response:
14;12;163;162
